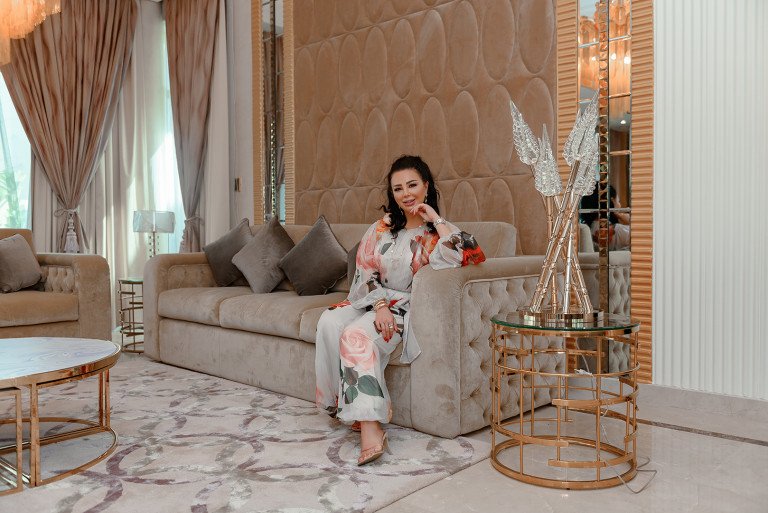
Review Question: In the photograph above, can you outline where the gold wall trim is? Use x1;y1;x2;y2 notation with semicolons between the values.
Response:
630;0;654;383
283;0;295;224
556;0;579;182
252;1;264;224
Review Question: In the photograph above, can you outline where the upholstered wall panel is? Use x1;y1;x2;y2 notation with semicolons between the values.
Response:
292;0;557;255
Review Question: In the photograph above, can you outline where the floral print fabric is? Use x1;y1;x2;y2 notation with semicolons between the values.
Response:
315;218;485;423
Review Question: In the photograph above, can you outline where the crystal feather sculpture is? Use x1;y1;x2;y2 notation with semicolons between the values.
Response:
533;128;562;197
510;101;540;166
510;94;602;323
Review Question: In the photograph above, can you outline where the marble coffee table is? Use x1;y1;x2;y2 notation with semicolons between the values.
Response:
0;337;120;489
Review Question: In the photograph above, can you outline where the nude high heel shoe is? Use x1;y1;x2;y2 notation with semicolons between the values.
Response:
357;431;389;466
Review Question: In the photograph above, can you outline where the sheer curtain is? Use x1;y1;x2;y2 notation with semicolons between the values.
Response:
31;0;230;284
3;0;136;253
80;0;184;282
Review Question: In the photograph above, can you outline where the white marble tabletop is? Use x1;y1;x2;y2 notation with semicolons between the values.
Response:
0;337;120;386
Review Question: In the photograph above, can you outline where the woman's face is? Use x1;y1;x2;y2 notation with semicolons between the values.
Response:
390;169;428;212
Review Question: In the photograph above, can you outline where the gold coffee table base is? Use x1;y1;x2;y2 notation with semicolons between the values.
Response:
0;388;22;495
0;338;120;490
0;369;118;487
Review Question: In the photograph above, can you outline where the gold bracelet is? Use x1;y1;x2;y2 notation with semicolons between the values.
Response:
373;299;388;311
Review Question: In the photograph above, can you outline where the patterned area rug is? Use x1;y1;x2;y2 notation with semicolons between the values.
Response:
0;354;489;512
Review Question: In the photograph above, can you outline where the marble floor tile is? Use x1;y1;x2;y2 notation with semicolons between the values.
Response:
380;423;768;513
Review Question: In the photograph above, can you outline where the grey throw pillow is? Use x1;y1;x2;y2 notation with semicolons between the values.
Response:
203;218;253;287
0;234;42;293
279;216;347;296
347;241;360;288
232;216;295;293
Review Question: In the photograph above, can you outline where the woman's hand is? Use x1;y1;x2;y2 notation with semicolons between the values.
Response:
374;307;398;342
408;203;439;223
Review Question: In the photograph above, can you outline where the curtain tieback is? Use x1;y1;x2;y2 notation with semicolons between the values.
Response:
54;208;88;253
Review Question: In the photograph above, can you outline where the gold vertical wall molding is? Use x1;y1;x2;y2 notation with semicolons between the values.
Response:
283;0;295;224
557;0;654;382
630;0;654;383
556;0;579;182
252;1;264;224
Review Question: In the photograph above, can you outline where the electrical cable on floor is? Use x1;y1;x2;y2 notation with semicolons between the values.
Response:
575;355;658;494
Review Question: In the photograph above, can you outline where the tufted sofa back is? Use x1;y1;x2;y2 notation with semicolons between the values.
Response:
265;221;517;294
273;221;517;258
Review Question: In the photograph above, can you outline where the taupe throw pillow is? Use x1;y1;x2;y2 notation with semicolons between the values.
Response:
232;216;295;293
347;241;360;288
279;216;347;296
203;218;253;287
0;234;42;293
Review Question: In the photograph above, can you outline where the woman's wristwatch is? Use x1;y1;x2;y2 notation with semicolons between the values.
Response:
433;217;446;226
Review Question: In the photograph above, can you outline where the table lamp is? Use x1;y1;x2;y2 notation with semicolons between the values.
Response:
133;210;175;259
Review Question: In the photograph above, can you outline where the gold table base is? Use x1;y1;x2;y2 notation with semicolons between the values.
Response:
117;278;144;354
0;387;22;495
0;368;117;488
490;316;640;490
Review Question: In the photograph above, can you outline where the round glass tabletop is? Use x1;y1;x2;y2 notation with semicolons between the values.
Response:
491;311;639;332
0;337;120;386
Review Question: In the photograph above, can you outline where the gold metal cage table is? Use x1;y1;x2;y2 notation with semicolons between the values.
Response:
117;278;144;353
0;338;120;489
0;387;22;495
490;313;640;489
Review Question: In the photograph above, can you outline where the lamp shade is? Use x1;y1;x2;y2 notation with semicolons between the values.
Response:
133;210;175;234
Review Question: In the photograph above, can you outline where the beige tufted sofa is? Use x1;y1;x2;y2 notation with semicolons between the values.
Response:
0;229;112;341
144;221;566;438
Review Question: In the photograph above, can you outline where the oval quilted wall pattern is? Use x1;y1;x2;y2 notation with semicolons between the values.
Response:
288;0;556;256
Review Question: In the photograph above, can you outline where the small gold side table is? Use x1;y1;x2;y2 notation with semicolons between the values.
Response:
117;278;144;353
490;313;640;490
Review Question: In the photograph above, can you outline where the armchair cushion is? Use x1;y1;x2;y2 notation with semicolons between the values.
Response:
0;234;42;292
232;217;295;293
203;218;252;286
0;290;77;326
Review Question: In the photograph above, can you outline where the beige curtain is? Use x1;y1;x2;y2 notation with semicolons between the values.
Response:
164;0;220;252
1;0;137;253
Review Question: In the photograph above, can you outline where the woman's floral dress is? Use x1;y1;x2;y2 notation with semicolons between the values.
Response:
315;218;486;424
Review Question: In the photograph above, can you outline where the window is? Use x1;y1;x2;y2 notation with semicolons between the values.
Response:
149;22;184;253
0;79;31;228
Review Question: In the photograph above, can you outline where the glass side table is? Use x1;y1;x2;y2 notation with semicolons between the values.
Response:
117;278;144;353
490;312;640;489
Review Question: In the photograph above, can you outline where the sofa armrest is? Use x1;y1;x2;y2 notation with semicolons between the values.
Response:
36;253;111;340
409;256;549;438
143;253;214;359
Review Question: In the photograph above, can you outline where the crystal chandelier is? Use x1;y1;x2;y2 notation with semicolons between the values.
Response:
0;0;61;66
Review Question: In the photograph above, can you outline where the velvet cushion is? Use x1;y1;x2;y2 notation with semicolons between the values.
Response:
232;217;295;293
347;241;360;288
279;216;348;296
0;234;42;293
203;218;252;287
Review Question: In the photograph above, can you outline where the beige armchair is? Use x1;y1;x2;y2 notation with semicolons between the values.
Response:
0;229;111;341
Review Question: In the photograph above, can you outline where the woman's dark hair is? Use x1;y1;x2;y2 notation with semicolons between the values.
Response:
580;185;618;226
381;155;441;236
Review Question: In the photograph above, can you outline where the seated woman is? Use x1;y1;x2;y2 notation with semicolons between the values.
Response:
314;155;486;466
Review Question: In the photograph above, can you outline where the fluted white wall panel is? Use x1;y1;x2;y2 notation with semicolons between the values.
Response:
654;0;768;399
